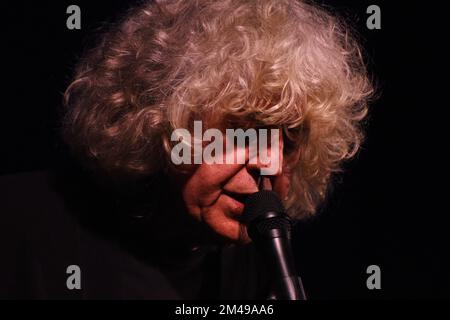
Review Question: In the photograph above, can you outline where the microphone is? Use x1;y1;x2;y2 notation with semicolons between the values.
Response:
242;178;306;300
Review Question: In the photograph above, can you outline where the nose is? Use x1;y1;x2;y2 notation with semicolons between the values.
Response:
246;129;284;176
222;133;284;194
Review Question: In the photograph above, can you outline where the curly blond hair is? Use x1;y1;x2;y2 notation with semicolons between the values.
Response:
63;0;373;219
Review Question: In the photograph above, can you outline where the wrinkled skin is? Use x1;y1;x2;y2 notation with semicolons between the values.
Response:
170;133;291;243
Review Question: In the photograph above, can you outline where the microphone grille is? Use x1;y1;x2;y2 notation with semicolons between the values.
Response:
242;190;285;224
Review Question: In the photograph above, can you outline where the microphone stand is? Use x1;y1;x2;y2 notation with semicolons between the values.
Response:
255;176;307;301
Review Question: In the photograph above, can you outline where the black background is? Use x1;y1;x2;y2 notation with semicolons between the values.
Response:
2;1;448;299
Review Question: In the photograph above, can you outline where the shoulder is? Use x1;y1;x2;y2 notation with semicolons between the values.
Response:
0;170;180;299
0;170;61;208
0;170;69;238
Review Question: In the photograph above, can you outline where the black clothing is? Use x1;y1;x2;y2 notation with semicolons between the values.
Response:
0;166;269;299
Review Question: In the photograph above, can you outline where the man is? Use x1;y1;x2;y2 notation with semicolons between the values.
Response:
0;0;372;299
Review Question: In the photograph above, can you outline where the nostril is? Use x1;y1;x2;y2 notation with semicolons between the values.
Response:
247;166;260;183
258;176;273;191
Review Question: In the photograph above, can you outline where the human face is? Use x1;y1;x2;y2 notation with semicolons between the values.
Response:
171;132;291;242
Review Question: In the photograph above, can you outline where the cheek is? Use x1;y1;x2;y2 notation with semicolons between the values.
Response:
180;163;246;216
273;172;291;200
181;179;248;241
180;171;223;218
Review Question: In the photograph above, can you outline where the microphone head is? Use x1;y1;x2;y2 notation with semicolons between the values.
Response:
242;190;284;223
242;190;291;238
